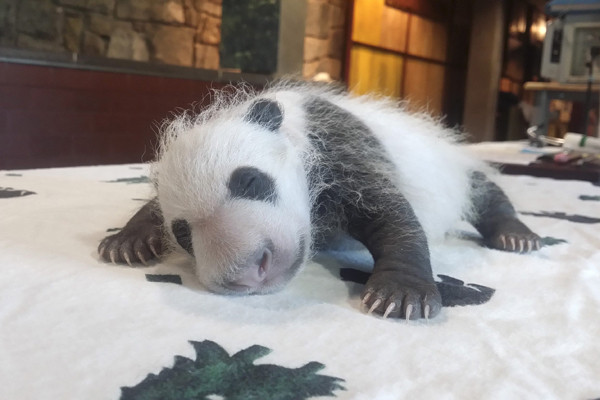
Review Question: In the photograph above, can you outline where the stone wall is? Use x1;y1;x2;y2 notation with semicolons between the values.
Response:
0;0;222;70
302;0;347;81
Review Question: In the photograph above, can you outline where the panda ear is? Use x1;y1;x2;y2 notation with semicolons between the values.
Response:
245;99;283;132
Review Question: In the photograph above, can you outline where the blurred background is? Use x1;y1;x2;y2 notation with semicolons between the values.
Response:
0;0;598;169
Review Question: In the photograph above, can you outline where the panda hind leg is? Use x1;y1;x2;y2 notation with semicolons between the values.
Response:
468;172;541;253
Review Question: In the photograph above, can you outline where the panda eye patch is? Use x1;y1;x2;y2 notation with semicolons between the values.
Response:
171;219;194;256
228;167;277;203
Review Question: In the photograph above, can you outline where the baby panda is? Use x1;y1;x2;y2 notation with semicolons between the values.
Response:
98;81;541;320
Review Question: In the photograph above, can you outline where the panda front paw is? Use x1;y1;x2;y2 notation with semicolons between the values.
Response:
361;271;442;320
98;228;163;266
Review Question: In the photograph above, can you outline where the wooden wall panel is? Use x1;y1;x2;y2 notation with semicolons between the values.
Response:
407;15;447;62
348;45;404;98
352;0;408;53
403;59;445;115
348;0;450;116
352;0;384;46
0;62;223;170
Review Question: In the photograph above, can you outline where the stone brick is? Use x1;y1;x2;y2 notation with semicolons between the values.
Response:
149;25;194;66
0;0;18;45
303;36;327;62
194;42;219;69
159;0;186;23
182;0;198;26
303;57;342;81
303;59;320;79
17;0;58;40
88;0;116;13
59;0;116;14
305;0;330;39
116;0;185;24
196;13;220;45
107;26;149;62
83;30;106;55
131;21;145;31
64;15;83;52
317;57;341;80
17;33;63;52
327;28;344;59
329;3;346;29
115;0;150;20
193;0;221;17
88;14;113;37
59;0;86;8
58;0;87;8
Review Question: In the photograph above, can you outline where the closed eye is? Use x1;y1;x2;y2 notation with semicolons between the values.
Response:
228;166;277;203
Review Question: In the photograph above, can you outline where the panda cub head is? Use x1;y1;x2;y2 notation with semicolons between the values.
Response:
154;98;312;295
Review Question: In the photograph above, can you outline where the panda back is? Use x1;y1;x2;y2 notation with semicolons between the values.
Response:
302;89;485;242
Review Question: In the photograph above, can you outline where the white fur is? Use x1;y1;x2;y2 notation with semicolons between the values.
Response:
153;82;489;291
330;94;487;242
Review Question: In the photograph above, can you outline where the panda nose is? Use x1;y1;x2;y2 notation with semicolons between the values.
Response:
230;247;272;288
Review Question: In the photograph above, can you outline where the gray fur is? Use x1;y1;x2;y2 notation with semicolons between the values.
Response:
303;96;438;319
303;96;420;247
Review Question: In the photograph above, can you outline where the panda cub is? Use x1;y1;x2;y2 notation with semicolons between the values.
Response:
98;82;541;320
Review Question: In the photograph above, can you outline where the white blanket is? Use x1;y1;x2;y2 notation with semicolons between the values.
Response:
1;147;599;400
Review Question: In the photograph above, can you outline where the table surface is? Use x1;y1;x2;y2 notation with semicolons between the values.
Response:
1;148;600;399
524;81;600;93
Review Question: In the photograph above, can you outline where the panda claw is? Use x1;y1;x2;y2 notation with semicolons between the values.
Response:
383;303;395;319
424;304;430;320
527;240;533;253
149;242;160;259
98;245;105;258
361;291;372;305
123;252;132;267
519;239;524;253
510;237;516;251
500;235;506;249
368;299;382;314
109;249;117;264
405;304;413;321
137;251;148;266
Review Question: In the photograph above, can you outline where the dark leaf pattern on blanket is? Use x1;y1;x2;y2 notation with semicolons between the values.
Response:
520;211;600;224
540;236;568;246
579;195;600;201
435;275;495;307
104;176;150;184
340;269;495;307
120;340;345;400
0;187;36;198
145;274;182;285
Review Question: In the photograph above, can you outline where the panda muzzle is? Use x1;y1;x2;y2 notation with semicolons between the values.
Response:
225;246;273;291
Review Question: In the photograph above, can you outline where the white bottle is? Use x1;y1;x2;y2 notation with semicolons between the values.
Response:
563;133;600;153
